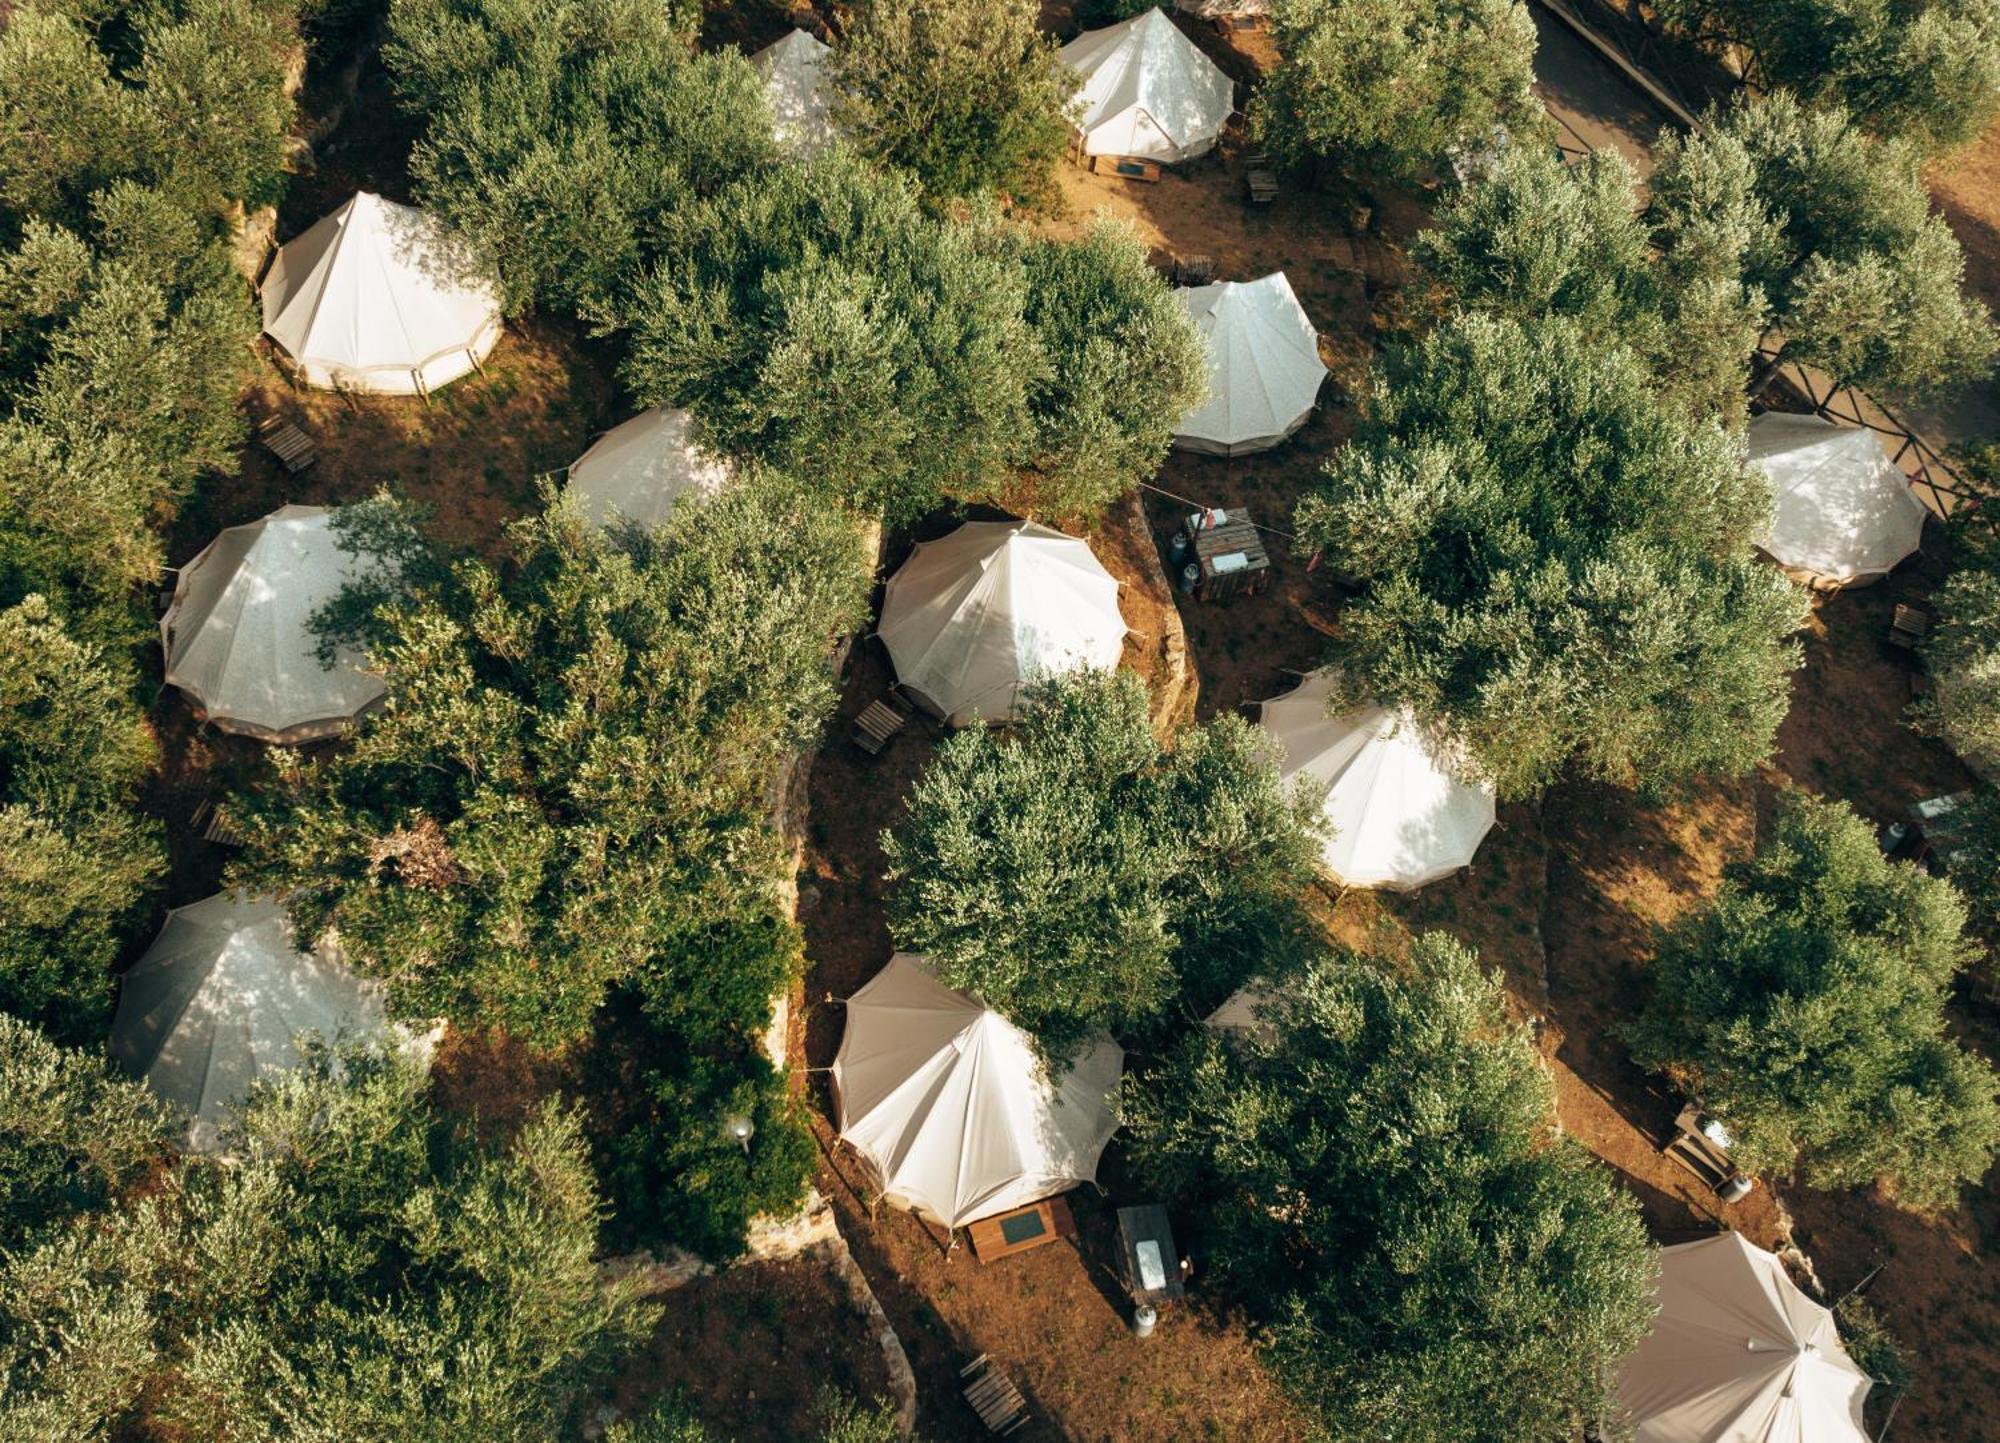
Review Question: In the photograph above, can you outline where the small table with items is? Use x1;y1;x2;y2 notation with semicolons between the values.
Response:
1114;1204;1188;1309
1177;508;1272;602
966;1196;1075;1265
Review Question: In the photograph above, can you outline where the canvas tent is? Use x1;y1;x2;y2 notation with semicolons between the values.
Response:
1205;980;1282;1041
1174;272;1327;455
1059;8;1235;163
833;954;1123;1229
1260;670;1496;890
110;893;404;1152
566;406;731;530
877;520;1127;724
751;28;835;154
1619;1232;1872;1443
162;504;388;743
1746;411;1927;587
260;191;502;396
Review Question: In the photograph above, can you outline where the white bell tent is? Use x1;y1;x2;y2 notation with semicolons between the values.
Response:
752;28;835;155
110;893;405;1153
1260;670;1496;891
1059;8;1234;163
833;954;1124;1229
877;520;1127;724
1174;272;1327;455
161;504;387;744
1746;412;1927;587
260;191;503;396
566;406;731;530
1204;980;1282;1041
1619;1232;1873;1443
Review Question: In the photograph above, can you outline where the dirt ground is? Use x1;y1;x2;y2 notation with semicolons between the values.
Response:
608;1256;897;1443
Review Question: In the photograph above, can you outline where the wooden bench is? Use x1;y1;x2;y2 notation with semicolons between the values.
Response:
191;796;244;847
1244;153;1279;206
967;1196;1074;1264
960;1355;1031;1436
257;416;317;474
852;695;910;755
1887;603;1932;649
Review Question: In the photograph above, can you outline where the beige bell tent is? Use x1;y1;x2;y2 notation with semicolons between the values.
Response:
162;504;387;743
260;191;502;396
751;28;835;154
878;520;1127;724
833;954;1123;1229
1619;1232;1872;1443
1175;272;1327;455
1204;980;1282;1041
1746;412;1927;587
1059;8;1235;163
1260;670;1496;890
566;406;731;530
110;893;405;1153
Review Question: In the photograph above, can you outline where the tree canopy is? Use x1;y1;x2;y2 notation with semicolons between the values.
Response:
1651;93;1998;398
0;597;163;1042
830;0;1074;207
0;1035;654;1439
881;669;1325;1064
1294;310;1806;799
1630;791;2000;1211
231;478;870;1049
386;0;775;314
1916;522;2000;775
1126;936;1658;1440
1655;0;2000;153
1254;0;1544;182
1413;144;1767;427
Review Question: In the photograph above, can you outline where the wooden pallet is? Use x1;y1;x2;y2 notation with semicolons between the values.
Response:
852;696;910;755
257;416;317;474
1887;603;1932;649
961;1355;1031;1436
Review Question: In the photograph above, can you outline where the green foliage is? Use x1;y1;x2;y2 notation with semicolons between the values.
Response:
1655;0;2000;153
0;597;165;1041
812;1389;907;1443
0;0;300;227
602;1387;910;1443
1294;310;1807;799
1915;523;2000;773
0;1044;656;1440
595;908;816;1259
1413;145;1767;427
1834;1294;1911;1389
1651;93;1998;397
830;0;1073;206
1941;788;2000;939
386;0;775;313
1630;791;2000;1211
615;151;1033;521
1126;936;1658;1440
1254;0;1544;182
881;669;1326;1063
0;1014;170;1249
231;476;871;1050
1009;219;1210;517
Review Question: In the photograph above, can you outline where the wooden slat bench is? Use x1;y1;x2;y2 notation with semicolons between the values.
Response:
1887;603;1932;649
257;416;317;474
960;1355;1031;1436
852;695;910;755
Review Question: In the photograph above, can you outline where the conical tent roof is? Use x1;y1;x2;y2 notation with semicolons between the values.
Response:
1175;272;1327;455
161;504;388;744
1260;670;1496;890
752;28;835;154
260;191;502;395
1746;412;1926;586
878;520;1127;724
833;954;1124;1228
109;893;397;1152
1059;8;1234;162
1619;1233;1872;1443
566;407;731;530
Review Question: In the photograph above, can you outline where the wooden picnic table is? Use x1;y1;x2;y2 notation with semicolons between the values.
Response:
1184;509;1271;601
1115;1204;1188;1308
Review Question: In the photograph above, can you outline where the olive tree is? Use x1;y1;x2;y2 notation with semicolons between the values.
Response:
1651;93;1998;399
1294;310;1807;799
882;669;1326;1064
1127;936;1658;1440
1630;791;2000;1211
830;0;1074;206
1254;0;1545;181
1654;0;2000;153
1413;144;1767;427
1915;523;2000;774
